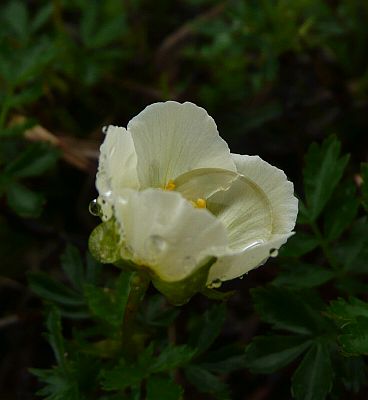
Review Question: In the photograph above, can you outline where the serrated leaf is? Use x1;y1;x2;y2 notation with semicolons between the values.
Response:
184;365;230;400
84;271;132;327
6;143;59;178
61;245;84;290
251;286;327;335
291;342;333;400
303;136;349;221
244;335;312;374
279;233;319;258
146;376;183;400
31;3;53;33
151;345;196;373
333;217;368;273
273;263;335;288
85;252;102;285
29;272;84;306
338;317;368;355
46;308;66;368
191;303;227;355
31;367;80;400
139;294;180;327
3;0;29;41
101;345;154;391
328;297;368;321
6;182;44;217
327;298;368;355
323;180;359;241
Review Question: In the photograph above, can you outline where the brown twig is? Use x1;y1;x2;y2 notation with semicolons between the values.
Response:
11;116;99;172
155;2;226;67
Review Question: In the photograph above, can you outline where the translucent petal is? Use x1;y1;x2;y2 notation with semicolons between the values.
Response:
174;168;273;251
127;102;236;188
232;154;298;234
207;233;293;283
113;189;228;282
96;126;139;220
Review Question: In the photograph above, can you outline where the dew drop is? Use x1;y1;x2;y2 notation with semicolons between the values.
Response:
269;248;278;257
208;279;222;289
89;199;101;216
239;275;244;280
102;125;109;134
145;235;168;259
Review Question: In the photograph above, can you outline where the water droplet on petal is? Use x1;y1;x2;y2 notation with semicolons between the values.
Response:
269;248;278;257
89;199;101;216
239;275;244;280
145;235;168;261
102;125;109;133
208;279;222;289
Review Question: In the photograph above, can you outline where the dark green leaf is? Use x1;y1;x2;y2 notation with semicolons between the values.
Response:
338;317;368;355
29;272;84;306
185;365;230;400
46;308;66;368
139;294;180;327
291;342;333;400
323;180;359;241
85;252;102;285
328;298;368;355
31;367;80;400
303;136;349;221
333;217;368;273
244;335;312;374
31;3;53;32
191;303;227;355
273;263;335;288
6;182;44;217
84;271;132;327
101;345;154;390
61;245;84;290
146;376;183;400
4;1;29;41
6;143;59;178
151;345;196;372
279;233;319;258
251;286;327;335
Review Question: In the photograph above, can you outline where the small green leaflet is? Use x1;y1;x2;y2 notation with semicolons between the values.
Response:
303;136;349;221
291;341;333;400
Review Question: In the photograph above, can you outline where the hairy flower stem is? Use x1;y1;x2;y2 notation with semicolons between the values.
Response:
121;270;151;360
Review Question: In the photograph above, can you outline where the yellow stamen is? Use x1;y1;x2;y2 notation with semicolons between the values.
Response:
165;179;176;191
195;198;207;208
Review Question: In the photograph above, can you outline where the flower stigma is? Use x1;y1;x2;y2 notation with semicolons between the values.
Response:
195;198;207;208
165;179;176;191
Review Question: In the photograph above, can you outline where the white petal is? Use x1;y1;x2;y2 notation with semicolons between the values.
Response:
113;189;229;282
207;155;298;282
127;101;236;188
96;126;139;220
232;154;298;234
207;233;293;283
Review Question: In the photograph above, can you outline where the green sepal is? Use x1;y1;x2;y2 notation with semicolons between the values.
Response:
152;257;216;306
88;219;121;264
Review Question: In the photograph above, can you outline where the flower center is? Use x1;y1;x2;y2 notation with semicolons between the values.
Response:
165;179;176;191
172;168;273;251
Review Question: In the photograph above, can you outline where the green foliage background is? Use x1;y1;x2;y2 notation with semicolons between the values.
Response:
0;0;368;399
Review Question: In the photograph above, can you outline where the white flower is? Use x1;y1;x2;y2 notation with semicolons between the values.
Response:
94;101;298;293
